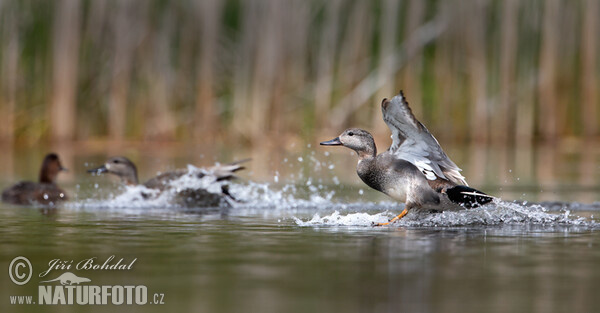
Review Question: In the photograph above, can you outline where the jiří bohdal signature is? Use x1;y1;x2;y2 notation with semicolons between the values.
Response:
39;255;137;278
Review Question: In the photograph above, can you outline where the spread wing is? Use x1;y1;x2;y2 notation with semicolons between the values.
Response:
381;91;467;186
207;158;249;181
143;159;249;189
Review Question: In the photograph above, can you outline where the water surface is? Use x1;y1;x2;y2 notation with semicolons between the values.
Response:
1;145;600;313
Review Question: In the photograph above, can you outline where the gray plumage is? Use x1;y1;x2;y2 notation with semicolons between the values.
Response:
381;91;467;186
321;129;472;212
321;93;495;222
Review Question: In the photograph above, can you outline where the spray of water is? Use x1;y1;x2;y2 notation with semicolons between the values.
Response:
67;153;600;228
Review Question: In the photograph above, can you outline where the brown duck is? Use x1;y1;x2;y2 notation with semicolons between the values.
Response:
2;153;68;205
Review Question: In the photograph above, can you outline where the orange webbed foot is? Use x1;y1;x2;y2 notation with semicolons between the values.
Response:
372;208;409;227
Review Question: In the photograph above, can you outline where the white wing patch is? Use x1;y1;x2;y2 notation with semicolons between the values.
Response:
403;153;448;182
382;92;468;185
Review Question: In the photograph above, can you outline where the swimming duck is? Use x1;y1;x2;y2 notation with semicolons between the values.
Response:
2;153;68;205
320;92;492;225
87;156;247;207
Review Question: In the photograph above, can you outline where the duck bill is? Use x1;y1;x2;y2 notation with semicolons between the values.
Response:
320;137;342;146
87;165;108;174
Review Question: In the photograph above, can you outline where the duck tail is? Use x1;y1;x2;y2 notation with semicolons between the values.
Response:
226;158;251;172
211;159;251;181
445;185;495;208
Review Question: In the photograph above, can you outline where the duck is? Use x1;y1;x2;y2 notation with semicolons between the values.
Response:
87;156;248;207
320;91;492;225
2;153;68;205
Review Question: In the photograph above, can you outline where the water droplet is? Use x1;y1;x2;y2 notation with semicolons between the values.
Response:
359;189;364;195
328;164;335;170
297;157;303;162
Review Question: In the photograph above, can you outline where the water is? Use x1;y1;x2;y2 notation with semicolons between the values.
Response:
1;145;600;313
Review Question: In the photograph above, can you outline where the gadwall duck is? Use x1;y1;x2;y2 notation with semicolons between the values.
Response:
87;156;248;207
321;92;492;225
2;153;68;205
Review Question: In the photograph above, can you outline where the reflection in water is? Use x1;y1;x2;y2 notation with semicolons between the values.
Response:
1;141;600;312
1;194;600;312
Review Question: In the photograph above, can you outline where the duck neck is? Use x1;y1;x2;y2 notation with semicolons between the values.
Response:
39;172;55;184
122;174;139;186
39;165;56;184
356;143;376;161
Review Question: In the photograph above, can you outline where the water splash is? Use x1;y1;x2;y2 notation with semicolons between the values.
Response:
294;201;600;228
66;155;600;230
70;165;232;209
294;211;394;226
228;181;337;209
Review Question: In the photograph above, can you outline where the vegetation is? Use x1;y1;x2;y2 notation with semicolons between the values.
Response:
0;0;598;147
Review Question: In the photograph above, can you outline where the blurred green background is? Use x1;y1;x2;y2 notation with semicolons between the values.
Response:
1;0;598;146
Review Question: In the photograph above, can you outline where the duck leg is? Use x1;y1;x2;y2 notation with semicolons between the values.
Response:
374;207;409;226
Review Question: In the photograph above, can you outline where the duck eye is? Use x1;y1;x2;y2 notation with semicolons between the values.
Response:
348;132;354;136
113;160;120;164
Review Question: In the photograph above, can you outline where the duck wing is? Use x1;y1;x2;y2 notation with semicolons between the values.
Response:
207;158;249;181
382;91;467;186
143;159;249;189
143;169;188;190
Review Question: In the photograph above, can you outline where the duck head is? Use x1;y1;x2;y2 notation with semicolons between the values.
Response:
39;153;67;184
87;156;139;185
320;128;376;159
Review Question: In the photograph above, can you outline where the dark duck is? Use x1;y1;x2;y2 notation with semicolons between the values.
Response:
320;91;493;225
2;153;68;205
87;156;247;207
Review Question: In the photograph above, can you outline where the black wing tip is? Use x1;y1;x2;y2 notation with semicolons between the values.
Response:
445;185;493;208
396;90;409;106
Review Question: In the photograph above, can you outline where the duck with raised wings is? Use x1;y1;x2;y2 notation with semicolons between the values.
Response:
321;91;493;225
